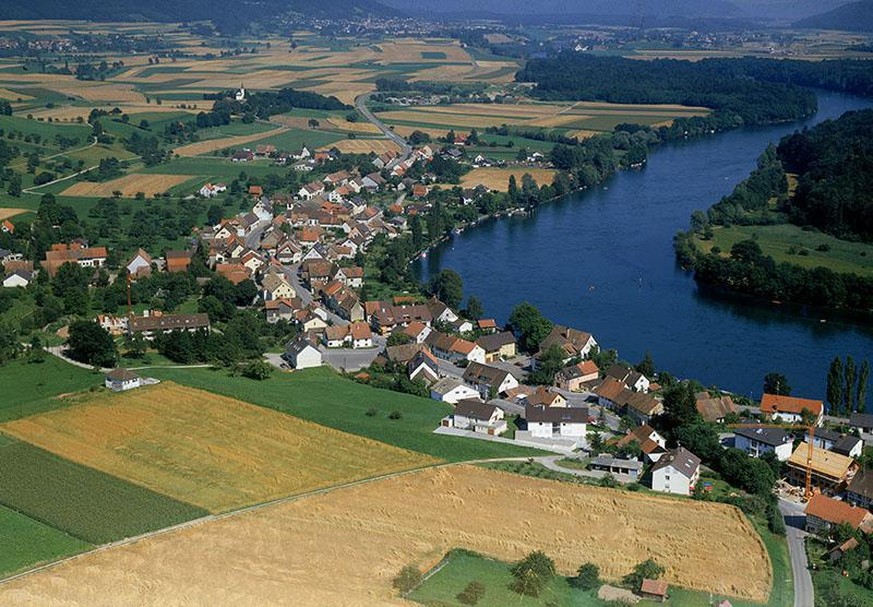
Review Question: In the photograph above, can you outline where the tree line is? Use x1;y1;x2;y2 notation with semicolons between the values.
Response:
827;356;870;416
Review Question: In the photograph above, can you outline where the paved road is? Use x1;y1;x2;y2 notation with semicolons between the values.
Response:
355;92;412;169
779;499;813;607
280;263;348;326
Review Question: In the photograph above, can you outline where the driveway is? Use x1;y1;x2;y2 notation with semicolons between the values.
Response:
779;498;813;607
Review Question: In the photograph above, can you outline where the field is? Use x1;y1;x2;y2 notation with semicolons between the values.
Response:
61;173;197;197
1;382;439;512
0;208;26;220
461;167;558;191
146;366;542;461
0;466;772;605
0;357;99;423
172;126;289;157
0;435;207;544
324;138;400;154
0;505;91;579
695;224;873;278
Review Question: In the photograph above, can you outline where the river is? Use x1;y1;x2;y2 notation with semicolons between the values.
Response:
413;92;873;401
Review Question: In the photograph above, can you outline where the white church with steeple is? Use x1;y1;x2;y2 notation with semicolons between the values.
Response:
235;84;246;102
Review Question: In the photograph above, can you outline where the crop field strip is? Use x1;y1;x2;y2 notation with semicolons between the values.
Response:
461;168;559;192
60;173;197;197
0;465;772;605
0;435;208;544
1;382;440;513
0;504;91;579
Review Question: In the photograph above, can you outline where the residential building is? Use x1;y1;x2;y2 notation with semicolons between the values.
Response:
526;387;567;408
443;399;507;435
850;413;873;435
761;393;824;426
594;377;626;409
408;350;440;385
104;368;141;392
43;243;108;276
264;298;301;324
651;447;701;496
126;248;153;278
425;331;484;364
261;273;296;301
734;427;794;461
604;364;650;393
537;324;597;361
525;404;588;440
462;362;519;398
805;494;873;536
128;313;210;339
695;392;738;423
430;377;481;404
805;428;864;459
165;250;192;273
554;360;600;391
402;321;432;344
285;334;322;369
846;468;873;510
475;331;517;362
2;270;31;288
615;424;667;462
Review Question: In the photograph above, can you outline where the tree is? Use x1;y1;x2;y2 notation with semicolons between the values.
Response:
763;372;791;396
66;320;117;367
243;360;273;380
570;563;600;590
207;204;223;225
508;302;553;353
456;580;485;605
0;323;18;364
636;351;655;378
387;331;412;346
28;335;46;364
392;565;422;594
845;356;857;413
719;448;776;496
509;551;555;597
674;422;722;462
428;269;463;310
529;344;565;385
464;295;484;320
827;357;844;415
660;382;700;432
858;360;870;414
623;559;664;590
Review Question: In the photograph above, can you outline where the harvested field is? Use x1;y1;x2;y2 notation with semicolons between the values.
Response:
47;83;144;103
323;138;401;154
61;173;195;197
462;167;558;191
0;87;31;100
0;466;771;604
172;126;288;157
1;382;437;513
0;208;26;220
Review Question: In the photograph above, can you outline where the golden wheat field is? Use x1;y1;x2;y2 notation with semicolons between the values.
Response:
462;167;558;191
1;382;437;513
0;207;26;220
323;139;401;154
172;126;289;157
0;466;771;605
61;174;195;197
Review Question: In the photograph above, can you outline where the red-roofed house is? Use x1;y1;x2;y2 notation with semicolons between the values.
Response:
805;494;873;536
762;393;824;425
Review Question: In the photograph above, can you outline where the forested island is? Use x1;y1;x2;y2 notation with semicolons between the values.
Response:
675;109;873;313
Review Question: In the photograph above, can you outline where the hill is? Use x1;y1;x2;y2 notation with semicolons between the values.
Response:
795;0;873;32
0;0;396;33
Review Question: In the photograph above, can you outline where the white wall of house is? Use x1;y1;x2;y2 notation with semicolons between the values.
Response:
651;467;696;496
292;346;322;369
735;435;793;461
432;384;480;404
2;274;29;288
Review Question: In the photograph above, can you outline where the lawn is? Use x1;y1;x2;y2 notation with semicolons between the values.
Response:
697;224;873;278
807;537;872;606
146;366;543;461
0;356;99;423
0;435;208;544
410;549;595;607
234;127;344;153
0;504;91;579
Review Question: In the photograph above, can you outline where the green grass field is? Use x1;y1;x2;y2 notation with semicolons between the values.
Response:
411;550;592;607
223;127;344;154
146;366;543;461
697;224;873;278
0;357;99;423
0;436;208;544
0;504;91;579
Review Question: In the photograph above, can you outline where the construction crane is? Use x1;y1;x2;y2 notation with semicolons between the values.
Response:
729;419;817;500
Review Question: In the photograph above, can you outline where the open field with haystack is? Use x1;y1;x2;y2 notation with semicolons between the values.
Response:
1;382;439;513
61;173;196;197
0;466;772;605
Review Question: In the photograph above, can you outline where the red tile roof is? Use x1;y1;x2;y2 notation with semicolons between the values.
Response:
761;394;823;416
805;494;872;528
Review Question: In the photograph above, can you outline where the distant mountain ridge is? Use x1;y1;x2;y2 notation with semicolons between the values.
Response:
795;0;873;32
0;0;397;32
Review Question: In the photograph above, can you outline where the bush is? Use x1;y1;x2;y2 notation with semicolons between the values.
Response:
569;562;600;590
623;559;664;590
509;551;555;597
392;565;422;594
388;410;402;420
365;407;378;417
457;580;485;605
242;360;273;380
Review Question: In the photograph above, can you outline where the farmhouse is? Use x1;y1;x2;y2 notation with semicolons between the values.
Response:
475;331;517;362
651;447;701;496
787;443;857;493
616;389;663;424
554;360;600;391
104;368;142;392
595;377;626;409
430;377;481;404
524;404;588;440
126;248;153;278
165;250;192;273
695;392;738;423
1;219;14;233
443;399;507;435
588;454;643;480
805;494;873;536
43;242;108;277
734;427;793;461
128;313;210;339
285;334;322;369
640;579;669;603
462;362;519;398
761;393;823;425
199;183;226;198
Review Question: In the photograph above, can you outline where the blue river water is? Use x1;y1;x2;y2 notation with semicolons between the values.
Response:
413;92;873;400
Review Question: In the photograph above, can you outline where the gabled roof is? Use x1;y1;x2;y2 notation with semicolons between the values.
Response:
850;413;873;429
761;393;823;417
476;331;516;352
788;443;854;480
652;447;700;479
594;377;625;401
735;426;792;447
105;368;139;381
848;468;873;501
462;362;512;386
431;377;471;396
525;404;588;424
454;399;497;422
696;393;738;422
805;494;872;528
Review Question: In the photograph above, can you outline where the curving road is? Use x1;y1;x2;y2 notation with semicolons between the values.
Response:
354;92;412;169
780;499;814;607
